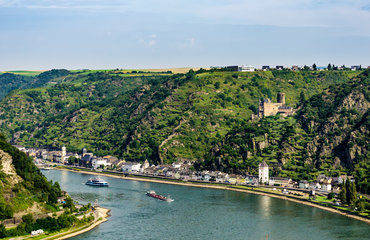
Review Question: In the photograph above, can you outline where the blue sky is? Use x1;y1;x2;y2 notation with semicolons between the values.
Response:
1;0;369;70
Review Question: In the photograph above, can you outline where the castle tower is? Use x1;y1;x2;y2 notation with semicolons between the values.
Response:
258;161;269;184
277;92;285;105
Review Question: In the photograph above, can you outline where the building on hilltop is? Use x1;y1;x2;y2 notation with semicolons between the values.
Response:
239;65;255;72
226;65;255;72
258;92;294;117
259;161;269;184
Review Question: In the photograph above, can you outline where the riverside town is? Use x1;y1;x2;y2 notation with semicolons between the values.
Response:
16;144;356;200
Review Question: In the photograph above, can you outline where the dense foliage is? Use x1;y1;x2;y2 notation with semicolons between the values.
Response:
0;73;30;100
0;69;368;191
201;70;369;191
0;211;94;238
0;69;70;101
0;134;61;220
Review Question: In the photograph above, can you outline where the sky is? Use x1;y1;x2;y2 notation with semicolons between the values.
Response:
1;0;370;70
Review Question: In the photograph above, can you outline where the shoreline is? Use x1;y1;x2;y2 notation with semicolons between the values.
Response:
57;207;110;240
39;207;110;240
55;167;370;225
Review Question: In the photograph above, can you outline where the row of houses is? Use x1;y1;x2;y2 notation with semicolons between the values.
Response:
226;65;368;72
298;174;355;192
17;145;352;193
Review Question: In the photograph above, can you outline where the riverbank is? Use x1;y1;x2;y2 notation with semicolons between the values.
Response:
8;207;110;240
55;167;370;225
55;207;110;240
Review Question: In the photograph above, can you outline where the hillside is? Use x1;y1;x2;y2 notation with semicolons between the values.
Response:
0;69;357;161
0;134;61;220
201;70;369;192
0;69;69;101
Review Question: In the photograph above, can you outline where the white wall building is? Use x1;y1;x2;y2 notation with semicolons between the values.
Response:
92;158;109;169
239;65;255;72
258;161;269;184
122;162;142;172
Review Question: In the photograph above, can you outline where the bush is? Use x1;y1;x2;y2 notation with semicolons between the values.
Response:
327;192;335;200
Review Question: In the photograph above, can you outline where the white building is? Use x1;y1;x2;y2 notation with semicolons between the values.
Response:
258;161;269;184
92;158;109;169
322;183;332;192
139;160;150;173
61;146;67;164
239;65;255;72
122;162;142;173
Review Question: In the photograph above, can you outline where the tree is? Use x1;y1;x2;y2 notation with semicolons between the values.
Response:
312;64;317;71
299;91;306;105
327;192;335;200
348;181;357;207
327;64;332;71
22;213;34;225
0;224;6;238
63;196;75;211
338;184;347;204
214;82;220;89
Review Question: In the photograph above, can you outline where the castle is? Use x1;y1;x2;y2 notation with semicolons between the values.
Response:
258;92;294;117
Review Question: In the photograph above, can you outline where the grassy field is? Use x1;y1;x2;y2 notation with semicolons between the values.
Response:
1;70;45;76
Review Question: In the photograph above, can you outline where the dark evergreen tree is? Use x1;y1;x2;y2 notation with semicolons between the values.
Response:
339;182;347;204
349;181;357;207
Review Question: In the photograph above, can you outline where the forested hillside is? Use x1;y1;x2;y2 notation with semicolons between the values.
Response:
0;69;369;191
0;73;31;100
0;134;61;220
0;70;69;100
200;70;369;192
0;69;355;161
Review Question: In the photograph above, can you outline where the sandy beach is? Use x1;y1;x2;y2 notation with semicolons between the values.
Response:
57;167;370;225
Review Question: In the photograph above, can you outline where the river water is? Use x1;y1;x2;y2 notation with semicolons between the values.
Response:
41;170;369;240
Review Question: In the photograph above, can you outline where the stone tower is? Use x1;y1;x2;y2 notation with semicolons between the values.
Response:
277;92;285;105
258;161;269;184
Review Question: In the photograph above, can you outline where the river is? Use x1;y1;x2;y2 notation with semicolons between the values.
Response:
41;170;369;240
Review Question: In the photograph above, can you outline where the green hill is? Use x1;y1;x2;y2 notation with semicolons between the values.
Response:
0;68;368;192
0;69;356;158
200;70;369;192
0;133;61;220
0;69;70;101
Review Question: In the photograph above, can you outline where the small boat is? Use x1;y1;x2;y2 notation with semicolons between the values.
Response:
85;178;109;187
146;190;174;202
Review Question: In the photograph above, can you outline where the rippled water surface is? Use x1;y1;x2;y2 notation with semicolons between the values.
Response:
42;170;370;240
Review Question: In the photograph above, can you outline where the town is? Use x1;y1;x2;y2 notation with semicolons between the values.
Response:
14;144;355;198
223;64;367;72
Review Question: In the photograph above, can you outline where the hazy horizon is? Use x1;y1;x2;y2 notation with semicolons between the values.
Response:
1;0;370;70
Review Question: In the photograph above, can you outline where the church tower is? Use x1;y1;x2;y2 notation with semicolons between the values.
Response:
258;161;269;184
61;146;66;164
